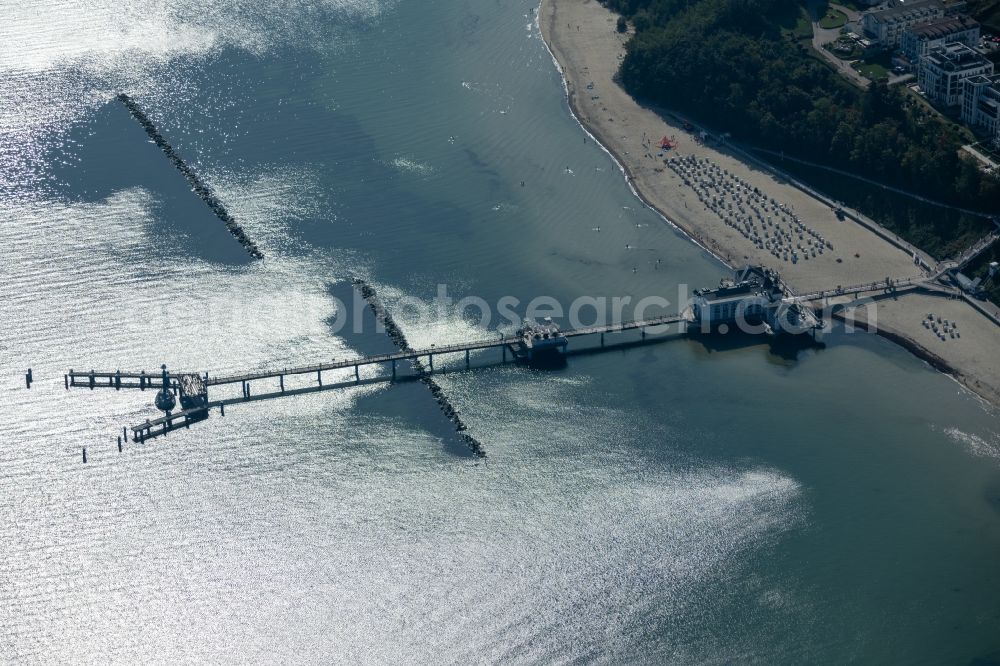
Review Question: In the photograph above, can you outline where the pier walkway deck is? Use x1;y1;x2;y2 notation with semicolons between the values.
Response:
68;311;689;392
67;245;995;444
68;311;691;442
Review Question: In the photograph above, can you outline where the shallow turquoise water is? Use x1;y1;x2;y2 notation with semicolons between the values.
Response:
1;0;1000;663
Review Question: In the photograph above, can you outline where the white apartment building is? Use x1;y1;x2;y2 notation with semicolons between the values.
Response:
962;74;1000;148
918;42;994;106
900;14;979;61
862;0;945;47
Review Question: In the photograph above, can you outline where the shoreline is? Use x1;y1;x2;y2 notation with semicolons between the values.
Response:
538;0;1000;410
535;22;736;270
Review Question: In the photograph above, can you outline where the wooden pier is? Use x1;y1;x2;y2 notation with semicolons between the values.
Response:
62;224;1000;449
68;312;688;390
68;311;690;442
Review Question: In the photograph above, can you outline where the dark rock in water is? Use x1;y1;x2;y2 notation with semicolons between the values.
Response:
353;279;486;457
117;93;263;260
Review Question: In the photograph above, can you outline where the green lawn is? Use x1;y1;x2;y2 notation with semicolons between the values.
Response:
819;9;848;29
786;9;814;42
854;61;889;80
778;5;812;46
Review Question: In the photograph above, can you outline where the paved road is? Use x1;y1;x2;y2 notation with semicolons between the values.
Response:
809;1;870;88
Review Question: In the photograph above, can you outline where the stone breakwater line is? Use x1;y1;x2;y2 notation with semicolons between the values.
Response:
353;279;486;458
116;94;264;259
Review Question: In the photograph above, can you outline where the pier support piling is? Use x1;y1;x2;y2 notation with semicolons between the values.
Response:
391;359;396;380
355;365;360;383
280;374;285;392
118;436;122;453
465;349;470;369
64;374;69;390
220;403;225;417
82;448;87;464
429;354;434;373
317;369;322;387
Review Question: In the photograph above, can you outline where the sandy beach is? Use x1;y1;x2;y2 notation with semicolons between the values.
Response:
539;0;1000;408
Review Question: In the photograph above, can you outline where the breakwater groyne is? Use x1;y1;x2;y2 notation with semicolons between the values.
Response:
353;279;487;458
116;93;263;259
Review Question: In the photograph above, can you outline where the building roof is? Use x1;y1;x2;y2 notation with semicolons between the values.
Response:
924;42;991;71
966;74;1000;97
967;74;1000;85
694;266;782;303
870;0;943;22
907;14;977;39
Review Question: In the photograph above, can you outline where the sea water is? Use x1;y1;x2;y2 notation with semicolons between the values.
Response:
1;0;999;662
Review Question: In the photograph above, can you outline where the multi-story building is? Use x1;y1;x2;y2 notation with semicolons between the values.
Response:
862;0;944;47
918;43;994;106
900;14;979;62
962;74;1000;148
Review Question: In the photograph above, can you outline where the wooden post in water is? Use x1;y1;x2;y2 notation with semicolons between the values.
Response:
429;354;434;373
317;369;323;387
391;359;396;380
64;373;69;390
280;374;285;392
118;436;122;453
220;403;225;417
354;365;360;383
114;371;121;390
89;370;95;390
465;349;470;369
82;448;87;464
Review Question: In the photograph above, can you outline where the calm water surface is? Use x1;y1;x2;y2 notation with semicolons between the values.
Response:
2;0;1000;663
